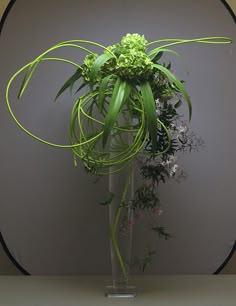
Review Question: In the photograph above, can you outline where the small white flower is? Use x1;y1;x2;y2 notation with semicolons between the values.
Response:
169;155;177;163
151;207;163;216
154;73;159;80
177;125;187;134
176;125;188;143
155;98;161;115
169;123;177;130
161;155;177;167
155;98;160;106
170;164;179;177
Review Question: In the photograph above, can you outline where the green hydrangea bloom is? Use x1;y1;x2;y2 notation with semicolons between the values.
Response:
103;34;152;81
82;53;99;82
121;33;147;52
116;49;154;81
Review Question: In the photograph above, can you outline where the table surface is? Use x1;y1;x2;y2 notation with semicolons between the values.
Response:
0;275;235;306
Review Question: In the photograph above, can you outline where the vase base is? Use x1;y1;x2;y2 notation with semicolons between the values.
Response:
105;285;136;298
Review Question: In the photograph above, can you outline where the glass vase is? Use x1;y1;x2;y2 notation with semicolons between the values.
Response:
105;162;136;297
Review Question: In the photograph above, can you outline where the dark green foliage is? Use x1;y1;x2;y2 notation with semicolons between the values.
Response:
132;185;159;209
128;250;156;272
152;226;172;240
55;68;82;101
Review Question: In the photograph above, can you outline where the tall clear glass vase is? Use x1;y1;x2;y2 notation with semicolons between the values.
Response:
105;162;136;297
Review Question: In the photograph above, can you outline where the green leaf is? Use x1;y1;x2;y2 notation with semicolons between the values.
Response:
153;64;192;120
149;47;180;59
98;75;112;112
74;82;87;94
18;60;40;99
152;226;172;240
90;53;114;89
151;51;163;62
174;99;182;108
55;67;82;101
102;78;131;148
141;82;157;152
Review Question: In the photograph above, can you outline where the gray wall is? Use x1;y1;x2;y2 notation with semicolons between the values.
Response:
0;0;235;275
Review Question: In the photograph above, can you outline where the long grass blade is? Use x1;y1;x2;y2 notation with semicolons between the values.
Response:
55;68;82;101
74;82;87;95
18;60;40;99
102;78;131;147
90;53;114;89
150;48;179;61
98;75;112;112
153;64;192;120
148;37;232;57
141;82;157;151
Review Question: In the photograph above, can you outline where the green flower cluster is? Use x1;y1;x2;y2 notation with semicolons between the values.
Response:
116;49;153;81
82;53;99;82
82;33;154;83
120;33;147;52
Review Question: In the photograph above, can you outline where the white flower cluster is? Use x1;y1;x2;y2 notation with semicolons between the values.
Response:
151;207;163;216
161;155;179;177
170;123;188;144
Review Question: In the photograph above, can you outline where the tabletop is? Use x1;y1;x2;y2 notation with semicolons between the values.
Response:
0;275;235;306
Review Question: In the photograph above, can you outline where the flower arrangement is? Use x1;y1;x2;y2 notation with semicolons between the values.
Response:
6;33;232;291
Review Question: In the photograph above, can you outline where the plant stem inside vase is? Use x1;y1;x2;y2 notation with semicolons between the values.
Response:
106;159;136;297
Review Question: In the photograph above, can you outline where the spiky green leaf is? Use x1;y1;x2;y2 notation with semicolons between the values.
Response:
18;60;40;99
74;82;87;94
151;51;163;63
153;64;192;120
102;78;131;147
55;68;82;101
98;75;112;112
149;47;180;59
90;53;114;89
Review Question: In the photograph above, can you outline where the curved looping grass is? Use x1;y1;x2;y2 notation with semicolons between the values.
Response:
69;88;148;172
148;37;232;57
6;59;102;149
57;39;117;58
147;36;232;48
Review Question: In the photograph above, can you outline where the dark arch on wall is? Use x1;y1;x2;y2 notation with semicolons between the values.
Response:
221;0;236;23
0;232;30;275
0;0;16;35
0;0;29;276
0;0;235;276
0;0;235;34
214;241;236;274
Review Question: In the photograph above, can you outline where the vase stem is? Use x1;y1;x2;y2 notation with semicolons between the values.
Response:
106;162;136;297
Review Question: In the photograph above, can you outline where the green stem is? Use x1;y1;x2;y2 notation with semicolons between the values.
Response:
109;163;133;280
